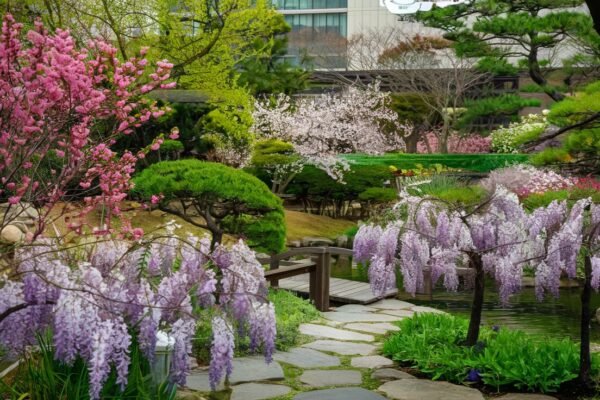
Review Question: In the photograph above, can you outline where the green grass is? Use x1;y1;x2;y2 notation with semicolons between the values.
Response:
285;210;355;242
342;153;529;173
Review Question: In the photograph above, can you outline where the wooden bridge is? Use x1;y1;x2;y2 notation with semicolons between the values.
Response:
259;247;397;311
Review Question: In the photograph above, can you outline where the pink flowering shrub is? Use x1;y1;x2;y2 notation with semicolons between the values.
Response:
417;132;491;154
0;229;275;399
0;14;176;238
481;165;574;197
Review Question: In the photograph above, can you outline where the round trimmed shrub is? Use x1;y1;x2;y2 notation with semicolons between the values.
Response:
133;160;286;253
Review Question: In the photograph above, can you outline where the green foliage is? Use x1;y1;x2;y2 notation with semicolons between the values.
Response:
358;188;397;203
521;189;600;211
490;114;548;153
382;313;593;393
250;139;300;169
2;334;176;400
342;153;530;173
237;35;311;96
389;93;441;125
425;185;487;206
416;0;591;99
476;57;518;76
192;289;319;364
132;160;285;253
530;147;573;166
458;95;541;129
520;190;570;211
520;83;568;94
268;289;321;350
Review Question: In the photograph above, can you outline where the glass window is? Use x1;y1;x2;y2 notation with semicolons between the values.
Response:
277;0;346;9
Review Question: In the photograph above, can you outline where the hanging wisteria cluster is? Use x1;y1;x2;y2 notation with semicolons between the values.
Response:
0;227;275;399
354;187;600;303
354;188;534;303
252;83;408;180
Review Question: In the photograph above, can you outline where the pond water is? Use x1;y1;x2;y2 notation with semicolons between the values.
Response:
330;261;600;342
397;285;600;342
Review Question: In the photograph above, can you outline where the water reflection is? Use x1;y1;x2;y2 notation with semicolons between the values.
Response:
399;285;600;342
330;258;600;342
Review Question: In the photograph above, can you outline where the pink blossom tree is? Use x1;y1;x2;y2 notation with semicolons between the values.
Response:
0;14;176;239
252;83;407;182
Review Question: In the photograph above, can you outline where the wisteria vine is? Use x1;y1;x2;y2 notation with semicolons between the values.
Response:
0;225;276;399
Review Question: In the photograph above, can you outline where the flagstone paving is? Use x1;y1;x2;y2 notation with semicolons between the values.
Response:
273;347;340;368
299;370;362;387
302;339;377;355
182;299;554;400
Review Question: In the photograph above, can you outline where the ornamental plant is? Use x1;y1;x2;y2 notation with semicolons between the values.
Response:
354;187;534;345
0;14;176;238
252;83;407;181
481;165;574;198
133;160;286;253
417;132;491;154
0;227;276;398
490;114;548;154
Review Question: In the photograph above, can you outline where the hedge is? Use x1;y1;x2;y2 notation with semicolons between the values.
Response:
341;153;530;173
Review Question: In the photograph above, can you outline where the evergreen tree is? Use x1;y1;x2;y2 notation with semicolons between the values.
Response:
417;0;591;101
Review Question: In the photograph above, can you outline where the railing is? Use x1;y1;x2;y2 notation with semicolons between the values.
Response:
259;247;354;311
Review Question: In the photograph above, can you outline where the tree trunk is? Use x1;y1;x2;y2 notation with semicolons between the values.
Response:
466;253;484;346
586;0;600;36
579;255;594;387
528;45;565;102
405;128;421;153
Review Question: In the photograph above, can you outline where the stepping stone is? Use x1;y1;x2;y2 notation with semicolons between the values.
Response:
303;340;377;355
299;323;375;342
230;383;291;400
378;309;414;318
300;370;363;387
372;368;416;381
229;357;285;385
345;322;400;335
351;355;394;369
334;304;377;313
379;379;485;400
497;395;558;400
185;371;225;392
294;387;387;400
411;306;446;314
273;348;340;368
370;299;414;310
322;312;398;323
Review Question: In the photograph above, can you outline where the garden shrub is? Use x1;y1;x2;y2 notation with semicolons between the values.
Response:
490;114;548;153
417;132;491;154
193;289;319;364
458;95;541;129
342;153;529;173
382;313;593;393
481;165;574;197
286;165;392;217
530;147;573;166
133;160;285;253
4;334;176;400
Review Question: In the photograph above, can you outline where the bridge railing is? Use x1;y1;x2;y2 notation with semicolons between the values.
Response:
259;247;354;311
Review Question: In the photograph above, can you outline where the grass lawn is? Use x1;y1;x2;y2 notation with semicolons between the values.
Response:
284;210;355;242
46;204;355;247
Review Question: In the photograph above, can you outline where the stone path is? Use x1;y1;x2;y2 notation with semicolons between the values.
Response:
183;298;559;400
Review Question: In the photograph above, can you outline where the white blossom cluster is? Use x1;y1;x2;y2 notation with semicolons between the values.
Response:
252;83;407;181
490;113;548;153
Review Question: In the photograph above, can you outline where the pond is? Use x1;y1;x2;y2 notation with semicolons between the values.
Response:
330;260;600;342
397;285;600;342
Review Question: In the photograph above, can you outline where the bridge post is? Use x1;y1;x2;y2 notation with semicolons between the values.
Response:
313;250;330;311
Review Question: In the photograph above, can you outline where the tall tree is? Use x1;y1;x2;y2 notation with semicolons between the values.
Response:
417;0;591;101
